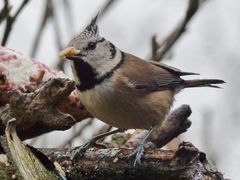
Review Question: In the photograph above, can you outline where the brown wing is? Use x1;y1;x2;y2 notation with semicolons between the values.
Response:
149;61;199;76
118;53;197;92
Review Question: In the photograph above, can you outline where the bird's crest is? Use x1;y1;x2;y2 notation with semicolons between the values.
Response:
84;14;99;35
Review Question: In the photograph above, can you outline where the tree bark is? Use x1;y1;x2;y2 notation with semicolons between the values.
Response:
44;142;224;180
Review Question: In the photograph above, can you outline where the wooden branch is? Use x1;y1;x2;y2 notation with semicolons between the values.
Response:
31;0;53;57
51;0;63;52
0;47;91;139
0;97;222;178
1;0;29;46
44;142;224;179
1;119;63;179
151;0;207;61
150;34;161;61
97;0;119;19
0;78;90;140
0;0;11;24
0;91;220;178
150;104;192;147
59;119;93;148
62;0;74;35
0;126;225;179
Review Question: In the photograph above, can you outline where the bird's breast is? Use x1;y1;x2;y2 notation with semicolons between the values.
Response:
76;76;174;130
78;79;115;117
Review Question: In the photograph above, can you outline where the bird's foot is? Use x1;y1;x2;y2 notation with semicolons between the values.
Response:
124;126;157;167
125;142;146;167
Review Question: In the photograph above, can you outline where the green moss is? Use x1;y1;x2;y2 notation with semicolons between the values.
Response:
14;169;24;180
0;163;9;180
103;133;131;148
0;161;25;180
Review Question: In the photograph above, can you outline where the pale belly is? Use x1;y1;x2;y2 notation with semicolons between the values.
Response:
77;82;174;130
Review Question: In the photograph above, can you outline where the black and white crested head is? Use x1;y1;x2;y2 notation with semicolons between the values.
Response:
68;15;123;84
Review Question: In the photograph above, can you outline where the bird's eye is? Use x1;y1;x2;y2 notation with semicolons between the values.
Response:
87;42;96;50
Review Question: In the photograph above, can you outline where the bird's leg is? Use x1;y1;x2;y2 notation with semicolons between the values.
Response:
71;128;122;160
128;126;157;167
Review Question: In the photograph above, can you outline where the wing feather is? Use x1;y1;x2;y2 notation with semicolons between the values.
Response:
149;61;199;76
117;53;196;92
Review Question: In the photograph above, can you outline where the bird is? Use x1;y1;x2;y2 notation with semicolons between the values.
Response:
59;15;224;166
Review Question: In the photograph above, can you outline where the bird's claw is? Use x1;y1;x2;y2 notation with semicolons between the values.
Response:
124;142;145;167
133;142;145;167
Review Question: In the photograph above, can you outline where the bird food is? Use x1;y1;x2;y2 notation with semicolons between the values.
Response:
59;47;80;59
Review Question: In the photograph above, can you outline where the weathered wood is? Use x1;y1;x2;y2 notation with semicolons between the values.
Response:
0;46;91;140
150;104;192;148
45;142;224;180
1;119;64;180
0;78;91;140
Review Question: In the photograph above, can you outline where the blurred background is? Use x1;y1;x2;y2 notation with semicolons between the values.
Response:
0;0;239;179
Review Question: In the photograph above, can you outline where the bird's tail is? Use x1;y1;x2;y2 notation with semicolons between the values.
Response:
184;79;225;88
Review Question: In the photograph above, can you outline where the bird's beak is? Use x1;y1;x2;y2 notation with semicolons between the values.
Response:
58;47;81;60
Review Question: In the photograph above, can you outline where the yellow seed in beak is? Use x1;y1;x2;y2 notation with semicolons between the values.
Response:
58;47;81;59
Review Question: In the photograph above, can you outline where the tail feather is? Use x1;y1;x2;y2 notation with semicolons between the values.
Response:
184;79;225;88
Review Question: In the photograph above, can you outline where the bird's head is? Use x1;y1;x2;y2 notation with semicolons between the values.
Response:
60;15;123;80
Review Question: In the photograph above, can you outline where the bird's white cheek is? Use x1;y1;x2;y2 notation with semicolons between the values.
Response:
94;48;122;78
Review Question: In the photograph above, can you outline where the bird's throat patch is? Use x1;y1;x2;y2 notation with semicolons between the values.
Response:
73;59;98;91
74;52;125;91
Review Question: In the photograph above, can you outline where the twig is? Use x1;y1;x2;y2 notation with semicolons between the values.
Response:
50;0;63;51
150;35;160;61
59;119;93;148
56;0;74;71
152;0;206;61
1;0;29;46
49;0;70;71
62;0;74;35
93;124;112;137
0;0;11;24
31;0;53;57
90;124;113;144
97;0;119;19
